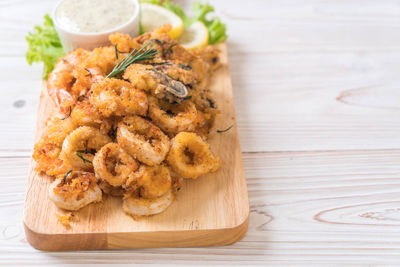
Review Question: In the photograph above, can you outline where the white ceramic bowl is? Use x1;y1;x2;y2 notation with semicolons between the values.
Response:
53;0;140;52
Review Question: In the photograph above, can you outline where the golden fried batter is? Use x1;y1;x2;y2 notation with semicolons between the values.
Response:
167;132;222;179
35;27;223;215
89;78;148;117
33;117;77;176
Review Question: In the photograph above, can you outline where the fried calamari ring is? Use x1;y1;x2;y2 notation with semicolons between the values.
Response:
60;126;112;170
122;189;174;217
89;78;148;117
167;132;222;179
99;179;125;197
126;164;172;199
148;96;198;136
93;143;139;187
70;98;115;136
70;98;102;127
49;171;102;211
117;115;170;166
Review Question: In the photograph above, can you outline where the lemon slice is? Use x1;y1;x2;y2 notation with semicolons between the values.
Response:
178;21;209;50
140;3;183;39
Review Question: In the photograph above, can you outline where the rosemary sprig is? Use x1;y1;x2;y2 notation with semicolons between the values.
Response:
63;170;72;184
111;126;118;142
61;106;71;120
114;44;119;59
76;149;91;154
217;125;233;133
178;63;192;70
84;68;91;77
76;151;92;163
162;43;177;57
163;110;175;117
107;42;158;78
77;95;87;102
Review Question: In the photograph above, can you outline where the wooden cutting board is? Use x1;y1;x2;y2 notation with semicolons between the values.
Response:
23;43;249;251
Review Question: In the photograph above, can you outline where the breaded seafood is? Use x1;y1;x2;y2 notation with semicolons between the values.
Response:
34;27;223;217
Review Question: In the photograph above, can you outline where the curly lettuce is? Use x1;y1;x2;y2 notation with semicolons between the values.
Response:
25;14;65;79
142;0;227;44
140;0;161;4
191;2;227;44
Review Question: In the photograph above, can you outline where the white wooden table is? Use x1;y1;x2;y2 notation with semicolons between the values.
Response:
1;0;400;265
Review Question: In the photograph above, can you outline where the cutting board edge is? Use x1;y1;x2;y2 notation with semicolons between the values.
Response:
24;43;250;250
23;210;249;251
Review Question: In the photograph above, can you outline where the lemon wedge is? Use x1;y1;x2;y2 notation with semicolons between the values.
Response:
140;3;184;39
178;21;209;50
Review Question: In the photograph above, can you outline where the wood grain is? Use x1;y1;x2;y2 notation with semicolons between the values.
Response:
2;0;400;265
23;44;250;251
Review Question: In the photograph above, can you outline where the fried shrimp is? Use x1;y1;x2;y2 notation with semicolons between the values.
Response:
93;143;139;187
99;179;125;197
167;132;222;179
49;171;102;211
126;165;172;199
33;117;77;176
117;115;170;166
89;78;148;117
122;189;174;217
70;66;104;98
60;126;112;170
148;96;198;136
47;49;89;114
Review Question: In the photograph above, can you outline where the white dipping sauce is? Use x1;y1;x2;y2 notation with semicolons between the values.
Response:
55;0;136;33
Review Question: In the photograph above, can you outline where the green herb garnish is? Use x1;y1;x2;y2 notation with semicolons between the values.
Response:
163;43;177;57
178;63;192;70
206;98;216;109
217;125;233;133
191;2;227;44
61;106;71;120
111;126;118;142
63;170;72;184
84;68;92;77
107;42;158;78
76;152;92;164
114;44;119;59
144;0;228;44
77;95;87;102
163;110;175;116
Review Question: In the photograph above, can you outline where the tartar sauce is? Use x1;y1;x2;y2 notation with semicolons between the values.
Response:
55;0;136;33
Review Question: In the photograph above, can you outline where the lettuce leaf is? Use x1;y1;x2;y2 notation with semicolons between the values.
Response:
25;14;65;79
144;0;227;44
191;1;227;44
140;0;161;4
162;0;191;26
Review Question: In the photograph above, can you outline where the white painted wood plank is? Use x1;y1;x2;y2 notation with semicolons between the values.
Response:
1;1;400;153
2;151;400;265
